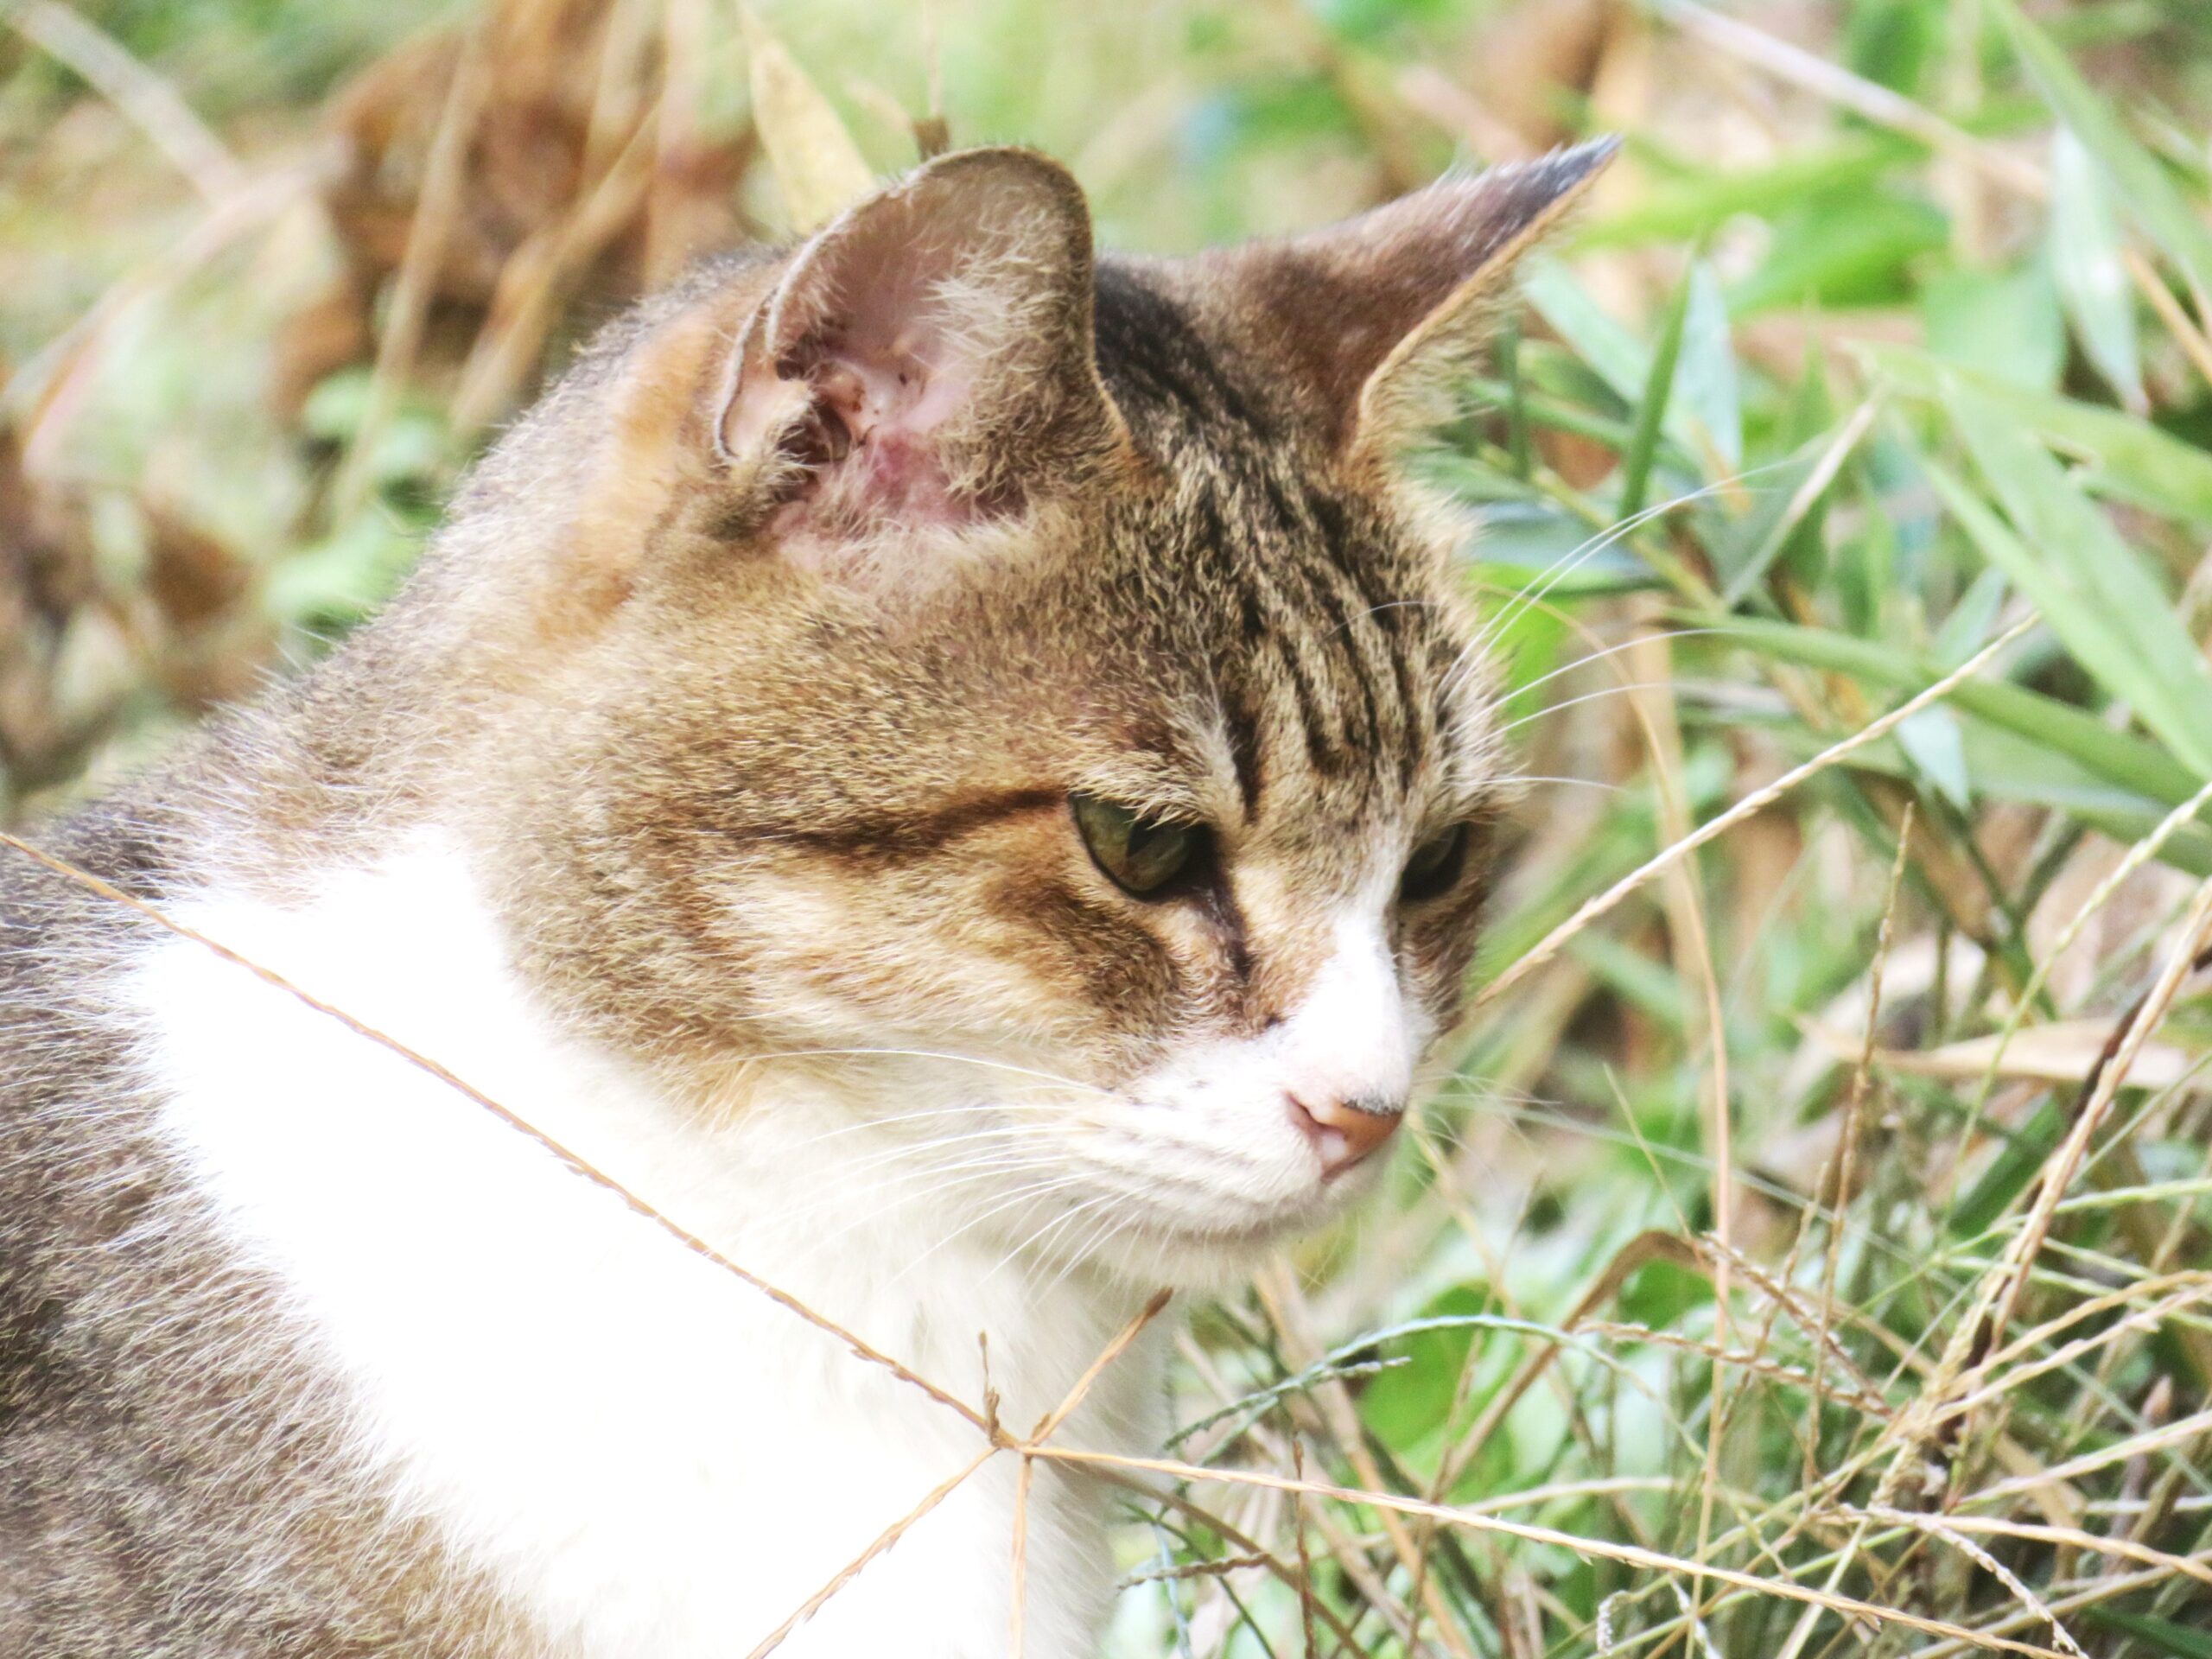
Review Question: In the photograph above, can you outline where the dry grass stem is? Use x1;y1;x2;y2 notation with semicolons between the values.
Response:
1027;1446;2076;1657
1;0;243;203
743;1446;1001;1659
1471;619;2034;1011
331;17;493;518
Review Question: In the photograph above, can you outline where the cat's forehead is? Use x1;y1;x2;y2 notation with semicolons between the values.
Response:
1070;267;1497;830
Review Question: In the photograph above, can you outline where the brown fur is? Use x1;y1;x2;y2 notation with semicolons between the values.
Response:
0;141;1611;1650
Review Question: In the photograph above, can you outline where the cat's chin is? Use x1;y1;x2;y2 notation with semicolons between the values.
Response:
1050;1175;1385;1294
1089;1226;1303;1294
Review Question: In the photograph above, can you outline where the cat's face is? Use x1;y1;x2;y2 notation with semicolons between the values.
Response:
471;145;1611;1286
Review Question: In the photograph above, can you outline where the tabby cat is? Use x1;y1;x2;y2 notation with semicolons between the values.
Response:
0;139;1612;1656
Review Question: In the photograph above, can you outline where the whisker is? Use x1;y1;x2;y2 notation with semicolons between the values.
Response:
745;1046;1116;1098
1504;626;1733;704
1461;493;1698;669
984;1188;1128;1287
1322;597;1441;643
887;1173;1102;1287
1452;461;1796;698
1493;679;1677;737
1495;774;1624;793
791;1119;1074;1181
1035;1205;1141;1301
761;1080;1104;1159
753;1153;1064;1252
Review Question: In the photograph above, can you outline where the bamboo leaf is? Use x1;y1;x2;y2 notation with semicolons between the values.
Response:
2082;1610;2212;1659
1990;0;2212;303
1617;263;1692;523
1935;387;2212;776
1921;263;2063;394
1576;136;1918;249
1896;705;1969;811
1920;457;2164;751
1524;257;1732;489
1718;406;1875;607
1677;261;1741;472
1864;344;2212;524
1713;617;2203;807
2050;129;2146;411
1522;256;1653;412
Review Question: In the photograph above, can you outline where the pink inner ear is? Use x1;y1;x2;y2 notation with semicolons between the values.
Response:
798;310;976;524
715;148;1117;549
749;222;1001;531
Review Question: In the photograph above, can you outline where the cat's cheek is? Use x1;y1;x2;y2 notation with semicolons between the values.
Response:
1401;898;1489;1032
1077;911;1427;1256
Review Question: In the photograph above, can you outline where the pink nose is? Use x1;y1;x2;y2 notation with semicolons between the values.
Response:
1289;1093;1404;1178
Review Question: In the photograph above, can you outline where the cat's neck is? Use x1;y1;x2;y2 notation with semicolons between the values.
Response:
124;826;1159;1656
135;824;1152;1402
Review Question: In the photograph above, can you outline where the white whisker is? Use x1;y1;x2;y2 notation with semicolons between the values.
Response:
1504;625;1732;704
1494;679;1676;736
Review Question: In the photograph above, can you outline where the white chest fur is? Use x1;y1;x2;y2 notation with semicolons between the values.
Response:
129;836;1158;1657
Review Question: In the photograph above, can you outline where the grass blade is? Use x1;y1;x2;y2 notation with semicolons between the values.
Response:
1931;390;2212;775
1990;0;2212;303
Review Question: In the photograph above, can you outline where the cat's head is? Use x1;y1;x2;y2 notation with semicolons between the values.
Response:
442;143;1612;1287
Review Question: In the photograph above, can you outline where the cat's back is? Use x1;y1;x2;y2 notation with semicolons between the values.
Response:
0;787;220;1643
0;789;184;1421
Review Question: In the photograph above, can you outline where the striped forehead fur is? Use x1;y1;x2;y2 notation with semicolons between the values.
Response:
1086;261;1503;821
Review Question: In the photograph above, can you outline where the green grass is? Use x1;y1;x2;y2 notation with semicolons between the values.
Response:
13;0;2212;1653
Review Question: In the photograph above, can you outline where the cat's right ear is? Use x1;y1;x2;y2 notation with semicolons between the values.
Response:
1199;139;1618;472
704;147;1131;568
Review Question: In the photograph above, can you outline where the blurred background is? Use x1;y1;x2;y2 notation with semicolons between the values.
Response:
14;2;2212;1655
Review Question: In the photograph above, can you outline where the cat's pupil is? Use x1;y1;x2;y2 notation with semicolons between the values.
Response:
1071;795;1205;899
1400;823;1469;904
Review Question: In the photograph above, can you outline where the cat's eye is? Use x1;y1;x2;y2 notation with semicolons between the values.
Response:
1071;795;1210;899
1400;823;1470;905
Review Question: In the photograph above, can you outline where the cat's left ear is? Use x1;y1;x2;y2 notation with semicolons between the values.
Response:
712;146;1131;538
1207;138;1618;470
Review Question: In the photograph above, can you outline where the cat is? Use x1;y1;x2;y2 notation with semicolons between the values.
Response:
0;139;1611;1656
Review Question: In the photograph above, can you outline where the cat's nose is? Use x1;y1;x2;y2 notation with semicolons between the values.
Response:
1288;1092;1404;1178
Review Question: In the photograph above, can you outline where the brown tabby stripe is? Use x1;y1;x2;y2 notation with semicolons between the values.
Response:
766;787;1067;860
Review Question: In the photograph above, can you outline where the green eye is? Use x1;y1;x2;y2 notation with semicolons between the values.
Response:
1071;795;1209;899
1400;823;1470;904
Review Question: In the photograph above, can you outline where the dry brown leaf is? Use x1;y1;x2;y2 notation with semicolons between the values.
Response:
277;0;754;421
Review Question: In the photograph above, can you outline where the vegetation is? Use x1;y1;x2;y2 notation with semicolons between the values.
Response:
13;0;2212;1653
